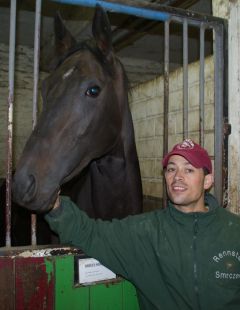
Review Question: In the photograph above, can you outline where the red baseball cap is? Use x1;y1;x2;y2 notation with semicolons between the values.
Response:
162;139;212;173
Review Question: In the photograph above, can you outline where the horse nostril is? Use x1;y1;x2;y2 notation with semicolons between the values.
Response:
22;174;37;203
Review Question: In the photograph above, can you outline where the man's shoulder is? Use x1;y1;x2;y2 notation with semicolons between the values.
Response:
219;206;240;226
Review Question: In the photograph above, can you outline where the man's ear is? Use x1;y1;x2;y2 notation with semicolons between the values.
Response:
204;173;214;190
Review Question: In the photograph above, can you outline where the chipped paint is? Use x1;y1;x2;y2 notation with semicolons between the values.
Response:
44;257;54;284
17;246;83;257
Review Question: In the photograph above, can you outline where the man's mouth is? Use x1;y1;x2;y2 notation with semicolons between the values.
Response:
172;183;187;192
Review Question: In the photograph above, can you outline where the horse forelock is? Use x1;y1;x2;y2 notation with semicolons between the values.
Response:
52;41;129;91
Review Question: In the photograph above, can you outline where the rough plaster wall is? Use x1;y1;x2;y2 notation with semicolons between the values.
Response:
0;43;46;178
212;0;229;19
129;56;214;200
213;0;240;214
227;1;240;214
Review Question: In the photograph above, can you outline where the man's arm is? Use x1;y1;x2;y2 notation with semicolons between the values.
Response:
45;196;148;279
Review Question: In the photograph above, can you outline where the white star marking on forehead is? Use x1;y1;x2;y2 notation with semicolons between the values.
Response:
62;67;75;80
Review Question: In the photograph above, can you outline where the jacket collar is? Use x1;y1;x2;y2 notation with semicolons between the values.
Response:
167;193;220;230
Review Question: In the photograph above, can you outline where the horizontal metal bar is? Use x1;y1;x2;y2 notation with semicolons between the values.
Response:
51;0;226;25
52;0;170;21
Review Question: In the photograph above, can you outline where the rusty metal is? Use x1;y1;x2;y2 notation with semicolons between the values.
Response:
0;256;15;308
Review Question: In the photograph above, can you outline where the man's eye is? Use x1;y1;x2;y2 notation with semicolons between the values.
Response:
186;168;194;173
166;167;175;172
85;86;101;98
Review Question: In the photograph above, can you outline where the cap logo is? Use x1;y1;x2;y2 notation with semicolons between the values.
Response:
177;139;194;150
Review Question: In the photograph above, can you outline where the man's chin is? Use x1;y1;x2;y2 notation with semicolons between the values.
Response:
168;193;187;205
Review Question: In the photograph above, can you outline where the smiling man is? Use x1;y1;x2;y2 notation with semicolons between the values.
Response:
45;139;240;310
162;139;214;213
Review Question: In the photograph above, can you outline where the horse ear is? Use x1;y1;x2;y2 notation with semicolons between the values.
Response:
92;5;113;58
54;11;77;57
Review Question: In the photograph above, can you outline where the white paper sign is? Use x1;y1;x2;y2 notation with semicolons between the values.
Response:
78;258;116;284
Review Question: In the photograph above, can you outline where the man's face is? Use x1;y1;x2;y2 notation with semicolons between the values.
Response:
164;155;213;213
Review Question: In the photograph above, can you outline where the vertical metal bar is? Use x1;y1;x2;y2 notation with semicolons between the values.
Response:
6;0;17;247
163;19;170;208
214;24;224;205
33;0;42;129
222;21;229;209
199;23;205;146
183;18;188;137
163;20;170;156
31;0;42;246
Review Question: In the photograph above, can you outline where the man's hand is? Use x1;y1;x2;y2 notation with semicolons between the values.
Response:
52;192;61;210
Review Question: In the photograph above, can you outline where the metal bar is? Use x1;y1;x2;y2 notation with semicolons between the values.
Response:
183;18;188;137
33;0;42;129
51;0;226;25
199;23;205;146
31;0;42;246
163;19;170;209
163;20;170;156
170;16;218;29
6;0;17;247
214;24;224;205
54;0;170;21
222;21;229;208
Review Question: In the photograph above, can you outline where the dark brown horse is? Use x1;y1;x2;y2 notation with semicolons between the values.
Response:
12;6;142;220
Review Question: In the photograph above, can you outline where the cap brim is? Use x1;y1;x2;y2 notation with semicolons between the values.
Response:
162;151;204;169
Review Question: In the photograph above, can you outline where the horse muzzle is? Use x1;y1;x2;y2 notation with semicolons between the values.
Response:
12;172;55;213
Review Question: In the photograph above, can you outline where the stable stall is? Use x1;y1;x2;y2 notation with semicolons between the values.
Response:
0;0;228;309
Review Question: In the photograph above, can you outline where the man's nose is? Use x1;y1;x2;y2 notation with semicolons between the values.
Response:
174;169;183;180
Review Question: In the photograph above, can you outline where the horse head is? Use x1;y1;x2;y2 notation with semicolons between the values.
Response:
13;6;142;217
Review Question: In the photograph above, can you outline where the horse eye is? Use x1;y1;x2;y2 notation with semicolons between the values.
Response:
85;85;101;98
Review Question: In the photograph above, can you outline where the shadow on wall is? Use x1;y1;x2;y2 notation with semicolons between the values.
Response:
143;196;163;212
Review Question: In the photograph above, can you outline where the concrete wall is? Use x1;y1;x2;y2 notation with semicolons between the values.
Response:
129;56;215;202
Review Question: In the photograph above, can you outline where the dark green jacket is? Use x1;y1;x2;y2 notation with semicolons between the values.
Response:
45;194;240;310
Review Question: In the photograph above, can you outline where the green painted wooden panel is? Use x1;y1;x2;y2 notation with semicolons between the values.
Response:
90;281;124;310
55;255;140;310
55;255;89;310
89;280;140;309
122;280;140;310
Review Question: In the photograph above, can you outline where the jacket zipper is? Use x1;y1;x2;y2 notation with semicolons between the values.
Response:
193;215;201;310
